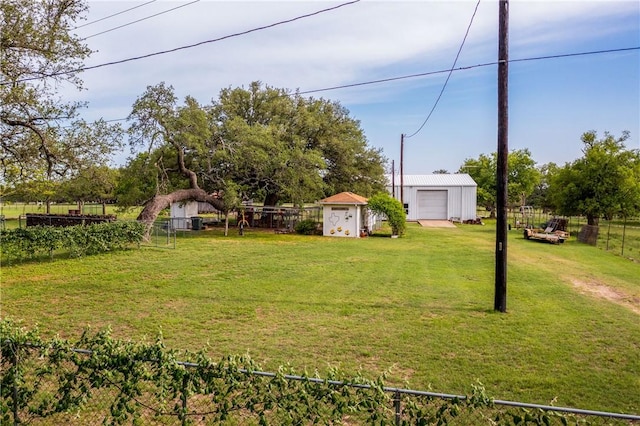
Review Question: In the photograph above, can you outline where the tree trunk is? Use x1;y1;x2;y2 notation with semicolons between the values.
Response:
587;214;599;226
137;189;225;237
259;193;281;227
263;192;280;207
487;206;496;219
224;212;229;237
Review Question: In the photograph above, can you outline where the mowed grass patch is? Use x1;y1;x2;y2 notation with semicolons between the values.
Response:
2;222;639;414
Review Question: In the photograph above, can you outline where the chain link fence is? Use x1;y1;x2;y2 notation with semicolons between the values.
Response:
2;341;638;426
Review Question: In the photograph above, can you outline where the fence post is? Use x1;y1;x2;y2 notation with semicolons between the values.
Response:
11;341;20;425
621;217;627;257
181;374;189;426
394;390;401;426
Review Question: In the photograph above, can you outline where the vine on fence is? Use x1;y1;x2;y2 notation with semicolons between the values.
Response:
0;221;145;262
0;320;591;425
0;320;392;424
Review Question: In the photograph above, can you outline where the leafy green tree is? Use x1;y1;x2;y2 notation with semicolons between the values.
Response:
367;192;406;236
507;149;541;207
209;82;387;206
527;162;559;213
549;131;640;225
126;83;225;226
459;149;541;217
114;153;159;208
220;181;241;236
1;0;122;190
58;165;118;212
7;172;60;210
124;82;387;227
459;154;495;217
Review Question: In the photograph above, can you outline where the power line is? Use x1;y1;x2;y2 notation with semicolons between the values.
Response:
73;1;157;30
404;0;481;139
73;46;640;125
297;46;640;96
2;0;360;85
81;1;200;40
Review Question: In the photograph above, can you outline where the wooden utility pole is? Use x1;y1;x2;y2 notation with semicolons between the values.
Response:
495;0;509;312
400;134;404;208
391;160;396;199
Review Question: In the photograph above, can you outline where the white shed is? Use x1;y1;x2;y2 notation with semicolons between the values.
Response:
319;192;370;238
386;174;478;221
170;201;199;230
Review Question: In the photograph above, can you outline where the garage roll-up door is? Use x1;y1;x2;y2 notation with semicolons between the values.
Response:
417;190;448;219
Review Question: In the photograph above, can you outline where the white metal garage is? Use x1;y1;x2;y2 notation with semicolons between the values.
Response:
417;190;448;219
386;174;478;221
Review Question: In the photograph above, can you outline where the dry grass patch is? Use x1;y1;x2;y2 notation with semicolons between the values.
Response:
570;278;640;315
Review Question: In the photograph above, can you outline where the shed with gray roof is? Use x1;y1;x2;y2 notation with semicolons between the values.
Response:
386;174;478;221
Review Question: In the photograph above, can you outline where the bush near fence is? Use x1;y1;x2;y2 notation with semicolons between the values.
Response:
0;221;145;262
1;321;637;426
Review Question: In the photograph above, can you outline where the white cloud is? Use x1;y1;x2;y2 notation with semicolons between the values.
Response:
57;1;639;171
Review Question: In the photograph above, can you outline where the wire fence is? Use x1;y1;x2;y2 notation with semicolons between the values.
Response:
2;340;638;426
506;210;640;262
566;217;640;261
141;220;178;249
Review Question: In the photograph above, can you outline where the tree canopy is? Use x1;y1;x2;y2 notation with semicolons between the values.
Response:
458;148;540;217
0;0;121;199
121;81;387;225
526;162;559;214
549;131;640;225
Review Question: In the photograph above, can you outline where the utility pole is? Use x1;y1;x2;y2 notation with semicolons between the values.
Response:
391;160;396;199
400;134;404;209
495;0;509;312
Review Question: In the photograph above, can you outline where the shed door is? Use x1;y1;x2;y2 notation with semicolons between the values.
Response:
417;190;448;219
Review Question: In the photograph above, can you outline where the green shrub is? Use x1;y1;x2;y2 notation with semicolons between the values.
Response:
0;221;145;262
367;193;406;236
294;219;319;235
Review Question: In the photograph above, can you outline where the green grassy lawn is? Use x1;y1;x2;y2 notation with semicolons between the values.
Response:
1;222;639;414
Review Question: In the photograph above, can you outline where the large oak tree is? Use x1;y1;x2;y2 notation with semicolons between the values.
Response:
549;131;640;225
1;0;121;206
124;82;387;226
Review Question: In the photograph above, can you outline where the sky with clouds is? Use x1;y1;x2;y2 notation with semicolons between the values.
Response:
67;0;640;174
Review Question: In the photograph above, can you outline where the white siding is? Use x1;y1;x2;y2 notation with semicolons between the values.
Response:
170;201;199;229
322;205;360;237
386;174;478;221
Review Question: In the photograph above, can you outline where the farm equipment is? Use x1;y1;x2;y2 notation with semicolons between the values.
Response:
523;218;569;244
514;205;534;229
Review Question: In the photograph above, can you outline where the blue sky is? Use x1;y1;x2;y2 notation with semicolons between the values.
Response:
67;1;640;174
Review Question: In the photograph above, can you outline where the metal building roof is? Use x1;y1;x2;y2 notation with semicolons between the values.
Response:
385;174;477;187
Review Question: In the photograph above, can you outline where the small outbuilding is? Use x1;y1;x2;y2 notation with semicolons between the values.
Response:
319;192;371;238
387;174;478;221
170;201;199;230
